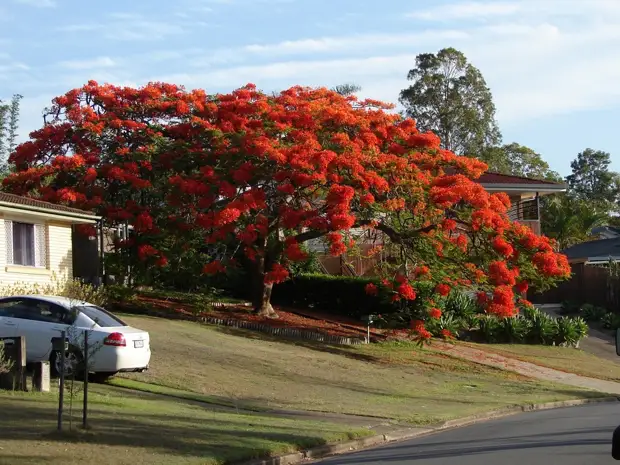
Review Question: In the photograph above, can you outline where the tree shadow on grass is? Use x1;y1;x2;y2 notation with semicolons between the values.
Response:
0;401;347;464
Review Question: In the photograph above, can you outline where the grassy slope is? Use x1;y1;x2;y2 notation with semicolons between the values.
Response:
119;314;604;424
0;386;370;465
469;343;620;382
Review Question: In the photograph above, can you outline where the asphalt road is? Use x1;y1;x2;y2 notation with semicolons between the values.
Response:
317;403;620;464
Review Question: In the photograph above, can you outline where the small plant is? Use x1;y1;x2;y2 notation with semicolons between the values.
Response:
478;315;501;343
554;316;581;347
525;312;556;344
519;303;540;321
579;304;606;323
444;291;478;319
427;313;464;338
498;317;530;344
601;312;620;330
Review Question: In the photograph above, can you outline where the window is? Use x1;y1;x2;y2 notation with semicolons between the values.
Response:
74;305;126;327
4;220;46;268
0;298;68;324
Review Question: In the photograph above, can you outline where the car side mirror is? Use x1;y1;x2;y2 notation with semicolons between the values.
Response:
616;329;620;357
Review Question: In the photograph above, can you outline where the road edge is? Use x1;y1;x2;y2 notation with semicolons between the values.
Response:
238;395;620;465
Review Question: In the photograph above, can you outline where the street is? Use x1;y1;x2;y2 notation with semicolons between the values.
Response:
317;403;620;464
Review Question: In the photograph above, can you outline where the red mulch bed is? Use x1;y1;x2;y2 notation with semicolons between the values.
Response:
124;295;389;341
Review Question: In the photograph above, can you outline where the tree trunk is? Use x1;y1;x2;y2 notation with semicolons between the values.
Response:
251;237;279;318
254;281;278;318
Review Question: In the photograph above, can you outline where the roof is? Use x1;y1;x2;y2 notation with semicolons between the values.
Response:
592;226;620;237
0;192;98;218
561;238;620;261
477;172;564;186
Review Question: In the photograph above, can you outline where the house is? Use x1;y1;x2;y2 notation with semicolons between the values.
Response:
310;172;567;276
0;192;100;286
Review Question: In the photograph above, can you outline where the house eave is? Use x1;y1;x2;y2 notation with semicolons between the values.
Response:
0;203;100;224
481;183;567;193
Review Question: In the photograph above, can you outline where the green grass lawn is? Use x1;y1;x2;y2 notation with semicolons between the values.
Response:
468;343;620;382
118;314;606;424
0;385;370;465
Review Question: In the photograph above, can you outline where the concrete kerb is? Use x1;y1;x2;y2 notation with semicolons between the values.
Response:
237;396;620;465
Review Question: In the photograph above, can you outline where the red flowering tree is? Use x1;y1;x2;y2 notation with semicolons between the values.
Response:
3;81;570;325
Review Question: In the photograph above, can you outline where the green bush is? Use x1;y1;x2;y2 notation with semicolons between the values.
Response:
0;275;109;307
499;316;530;343
524;311;556;344
444;291;479;319
473;308;588;347
271;274;392;319
478;315;502;343
579;304;607;323
426;313;465;338
602;312;620;330
554;316;587;347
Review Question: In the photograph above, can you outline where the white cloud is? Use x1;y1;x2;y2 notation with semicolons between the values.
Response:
153;7;620;126
13;0;56;7
408;1;522;21
58;13;187;41
408;0;620;22
58;56;117;70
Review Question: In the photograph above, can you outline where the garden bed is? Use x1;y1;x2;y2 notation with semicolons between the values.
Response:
113;294;389;342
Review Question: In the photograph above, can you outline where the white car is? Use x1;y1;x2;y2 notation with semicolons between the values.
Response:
0;295;150;382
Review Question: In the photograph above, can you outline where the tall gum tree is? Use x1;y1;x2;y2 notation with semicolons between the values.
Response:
3;81;570;328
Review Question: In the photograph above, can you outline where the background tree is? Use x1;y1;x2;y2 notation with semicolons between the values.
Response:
541;195;609;250
566;148;620;208
4;82;570;326
0;94;22;174
480;143;561;181
331;83;362;97
399;47;501;157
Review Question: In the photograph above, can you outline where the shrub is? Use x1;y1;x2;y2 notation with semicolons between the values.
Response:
498;316;530;343
524;311;556;344
478;315;502;343
579;304;607;323
271;273;392;319
444;291;479;319
426;313;465;338
0;274;108;307
554;316;587;347
602;312;620;330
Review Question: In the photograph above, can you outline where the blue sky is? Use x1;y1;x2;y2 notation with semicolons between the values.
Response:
2;0;619;177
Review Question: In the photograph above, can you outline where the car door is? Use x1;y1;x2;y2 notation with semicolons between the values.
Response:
0;299;20;338
9;299;71;361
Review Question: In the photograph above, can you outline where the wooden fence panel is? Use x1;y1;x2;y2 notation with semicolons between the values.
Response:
530;263;620;312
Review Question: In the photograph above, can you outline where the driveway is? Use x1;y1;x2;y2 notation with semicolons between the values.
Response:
315;403;619;464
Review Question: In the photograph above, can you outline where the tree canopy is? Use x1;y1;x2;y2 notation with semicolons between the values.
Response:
566;148;620;207
0;94;22;175
399;47;501;157
4;81;570;335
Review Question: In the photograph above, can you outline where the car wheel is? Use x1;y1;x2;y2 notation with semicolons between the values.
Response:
90;372;117;384
50;347;84;379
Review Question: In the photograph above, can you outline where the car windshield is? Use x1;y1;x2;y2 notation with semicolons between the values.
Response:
74;305;127;328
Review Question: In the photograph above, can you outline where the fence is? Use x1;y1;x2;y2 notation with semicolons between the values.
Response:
529;263;620;312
